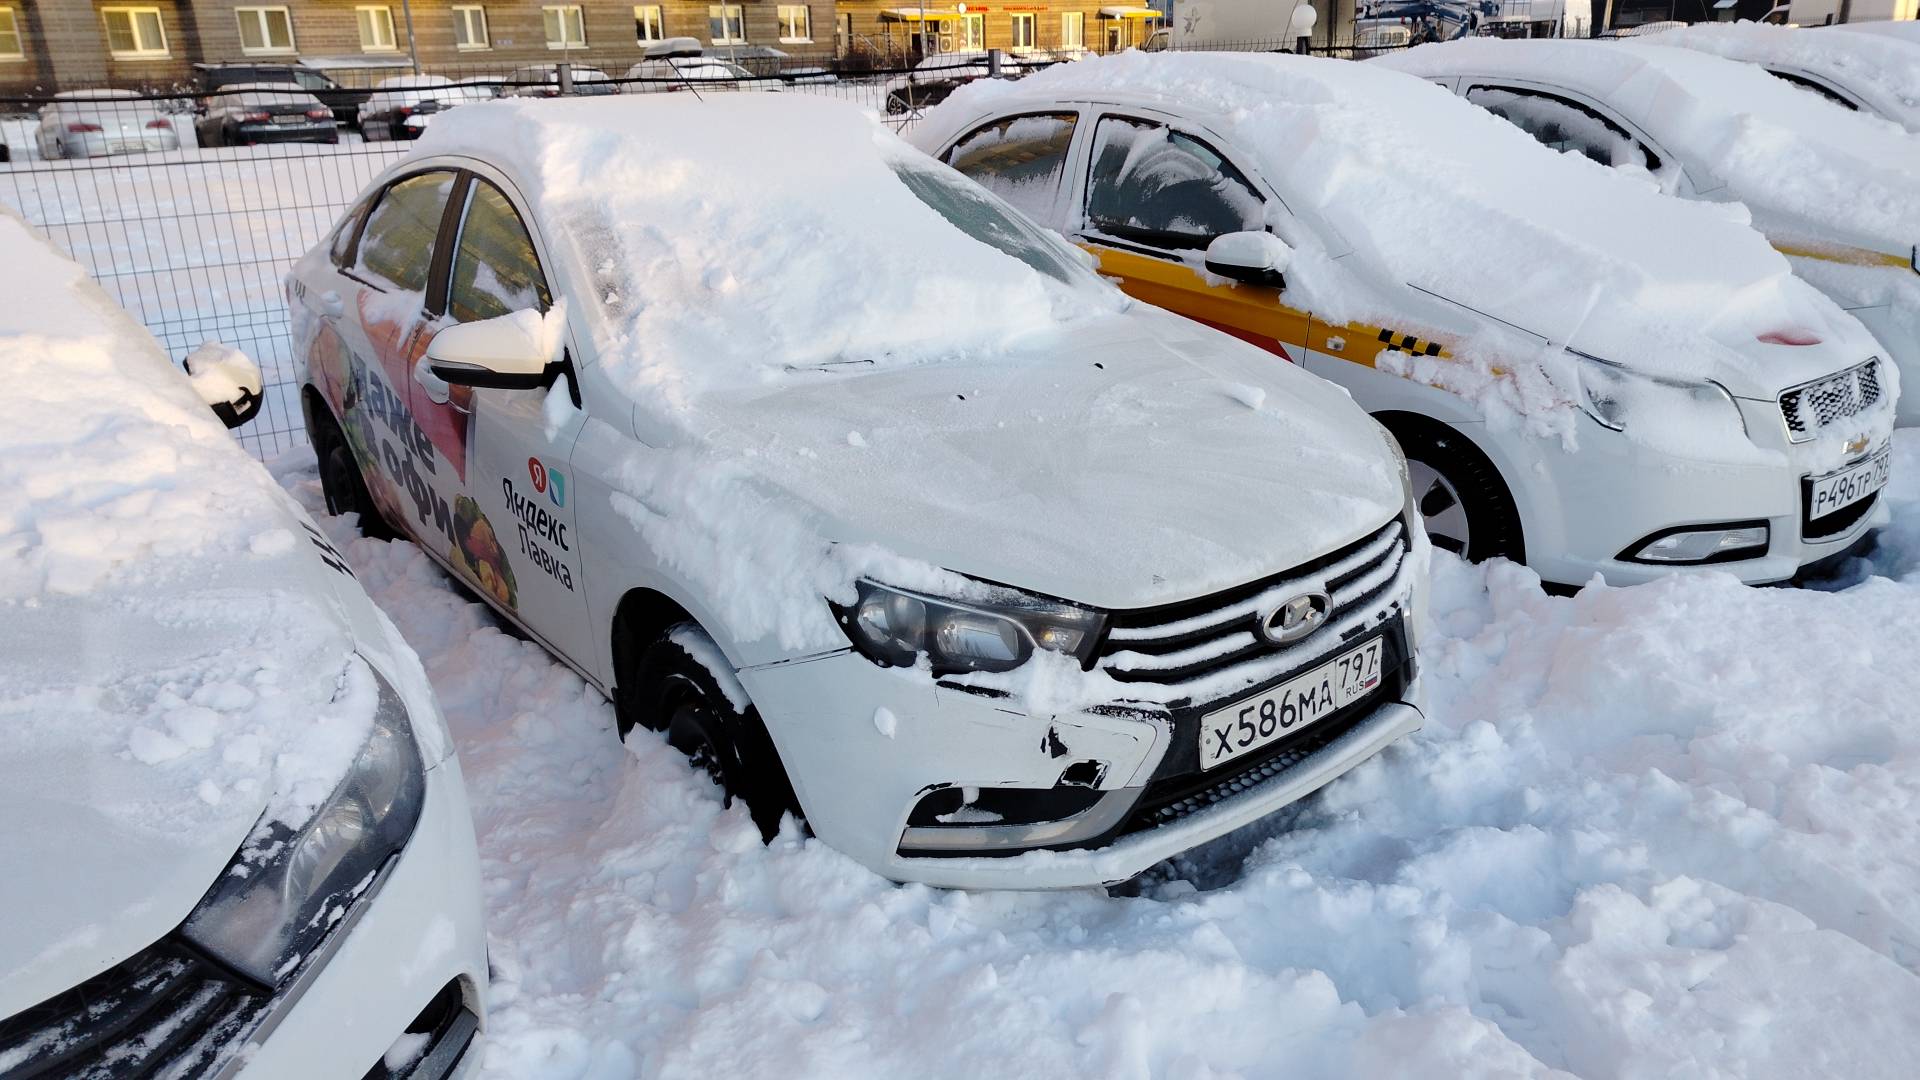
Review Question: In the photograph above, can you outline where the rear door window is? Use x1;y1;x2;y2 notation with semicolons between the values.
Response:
1083;116;1264;251
354;170;457;294
941;112;1078;221
1465;85;1662;172
448;180;552;323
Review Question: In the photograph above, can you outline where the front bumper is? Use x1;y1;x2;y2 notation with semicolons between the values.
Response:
742;625;1423;891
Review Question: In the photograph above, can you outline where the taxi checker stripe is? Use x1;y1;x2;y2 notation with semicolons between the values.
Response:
1376;328;1442;357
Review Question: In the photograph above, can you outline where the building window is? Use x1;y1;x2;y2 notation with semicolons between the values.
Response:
453;5;489;49
708;4;745;44
0;6;23;60
101;7;169;58
961;12;983;48
1010;12;1036;51
634;4;664;41
544;5;587;48
1060;11;1083;50
356;5;397;51
235;6;295;54
837;11;852;52
776;4;810;42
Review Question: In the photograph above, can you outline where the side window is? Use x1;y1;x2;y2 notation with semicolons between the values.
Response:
1466;85;1661;172
1083;116;1263;250
328;196;372;268
942;112;1077;220
448;180;551;324
1767;70;1858;111
354;170;457;293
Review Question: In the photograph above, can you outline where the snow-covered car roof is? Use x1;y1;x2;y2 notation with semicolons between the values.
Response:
1643;22;1920;132
1377;39;1920;253
930;50;1864;392
211;83;325;106
0;206;442;998
412;95;1124;399
625;57;755;80
1830;20;1920;45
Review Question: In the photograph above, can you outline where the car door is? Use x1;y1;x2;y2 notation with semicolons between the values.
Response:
328;168;466;564
1068;112;1310;360
936;109;1080;226
1460;82;1678;186
417;170;595;662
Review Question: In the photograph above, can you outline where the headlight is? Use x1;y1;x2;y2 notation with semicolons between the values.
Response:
180;659;426;988
835;580;1106;674
1573;352;1745;436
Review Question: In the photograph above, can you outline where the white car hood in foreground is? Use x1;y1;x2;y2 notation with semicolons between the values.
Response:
0;209;437;1018
698;310;1404;612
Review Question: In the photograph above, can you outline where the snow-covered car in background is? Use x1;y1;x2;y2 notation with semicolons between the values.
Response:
286;95;1428;890
0;207;487;1077
33;89;181;160
1643;22;1920;133
623;41;777;94
357;74;463;141
504;63;620;97
195;83;340;147
914;51;1896;588
883;51;994;114
1377;39;1920;428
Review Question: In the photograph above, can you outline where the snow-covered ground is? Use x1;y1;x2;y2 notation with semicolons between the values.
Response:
270;434;1920;1079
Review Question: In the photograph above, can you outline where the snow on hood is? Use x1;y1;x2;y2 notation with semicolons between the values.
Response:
1379;39;1920;253
937;51;1877;436
0;209;383;1006
1647;22;1920;133
414;95;1124;414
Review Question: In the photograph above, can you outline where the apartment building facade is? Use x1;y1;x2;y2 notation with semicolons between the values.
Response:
0;0;849;93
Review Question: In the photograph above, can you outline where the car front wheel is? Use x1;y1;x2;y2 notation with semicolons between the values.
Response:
1387;418;1523;564
618;623;802;842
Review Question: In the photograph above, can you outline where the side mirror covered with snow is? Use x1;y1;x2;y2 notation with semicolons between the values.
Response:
184;342;263;429
421;309;563;394
1204;231;1292;288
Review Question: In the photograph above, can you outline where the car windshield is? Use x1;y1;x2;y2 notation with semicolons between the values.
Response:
890;161;1093;288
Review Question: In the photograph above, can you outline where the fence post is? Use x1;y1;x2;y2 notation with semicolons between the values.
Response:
988;48;1003;77
557;62;574;95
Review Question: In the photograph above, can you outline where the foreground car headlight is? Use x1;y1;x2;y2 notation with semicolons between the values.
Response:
835;580;1105;674
1573;352;1745;436
181;661;425;988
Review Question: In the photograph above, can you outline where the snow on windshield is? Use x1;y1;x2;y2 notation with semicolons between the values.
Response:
955;51;1863;443
416;96;1122;411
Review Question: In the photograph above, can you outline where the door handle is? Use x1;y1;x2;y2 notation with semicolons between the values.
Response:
319;290;345;319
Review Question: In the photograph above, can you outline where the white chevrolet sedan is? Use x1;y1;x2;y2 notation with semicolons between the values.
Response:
913;51;1897;589
0;208;486;1078
287;95;1428;890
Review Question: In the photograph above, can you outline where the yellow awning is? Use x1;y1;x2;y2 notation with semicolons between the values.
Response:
1098;6;1164;18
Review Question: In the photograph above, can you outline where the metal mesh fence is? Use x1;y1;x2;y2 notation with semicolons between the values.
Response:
0;38;1407;460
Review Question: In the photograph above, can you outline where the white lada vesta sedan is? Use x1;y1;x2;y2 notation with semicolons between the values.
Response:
287;95;1430;890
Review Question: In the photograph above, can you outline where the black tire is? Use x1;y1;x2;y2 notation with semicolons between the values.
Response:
1382;417;1523;565
310;407;398;541
618;623;802;842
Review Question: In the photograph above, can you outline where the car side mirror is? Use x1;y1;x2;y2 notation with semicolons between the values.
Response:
1204;231;1292;288
422;310;563;392
183;342;263;429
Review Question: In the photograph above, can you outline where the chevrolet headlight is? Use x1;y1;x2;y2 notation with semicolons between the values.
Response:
180;660;426;988
1574;352;1745;436
835;580;1105;674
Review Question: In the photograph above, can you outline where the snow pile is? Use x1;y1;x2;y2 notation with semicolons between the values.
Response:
288;429;1920;1080
1648;21;1920;131
1379;39;1920;252
0;205;379;846
414;95;1122;412
946;52;1865;431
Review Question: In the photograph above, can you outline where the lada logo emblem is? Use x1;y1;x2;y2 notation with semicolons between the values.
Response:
1260;592;1330;645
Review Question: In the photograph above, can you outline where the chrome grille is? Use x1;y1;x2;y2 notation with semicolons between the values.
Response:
0;943;268;1080
1781;359;1882;443
1096;518;1409;707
